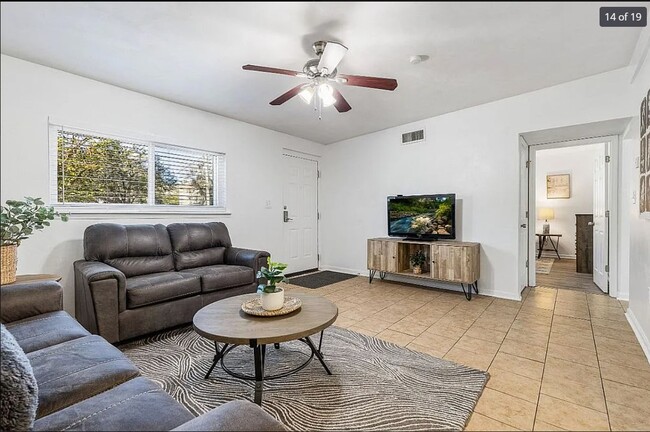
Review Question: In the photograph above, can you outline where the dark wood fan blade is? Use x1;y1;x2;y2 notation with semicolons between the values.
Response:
243;64;301;77
270;85;306;106
332;88;352;113
339;74;398;91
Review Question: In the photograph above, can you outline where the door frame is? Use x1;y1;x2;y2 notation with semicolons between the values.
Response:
519;135;620;297
281;149;320;273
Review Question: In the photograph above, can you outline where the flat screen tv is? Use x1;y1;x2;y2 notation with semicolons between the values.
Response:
387;194;456;240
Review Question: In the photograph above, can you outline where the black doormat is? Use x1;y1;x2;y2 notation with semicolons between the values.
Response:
288;271;357;289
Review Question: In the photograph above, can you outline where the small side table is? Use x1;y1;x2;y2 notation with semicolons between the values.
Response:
536;234;562;260
2;274;62;286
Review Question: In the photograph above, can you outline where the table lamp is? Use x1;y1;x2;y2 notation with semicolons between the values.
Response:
538;208;555;234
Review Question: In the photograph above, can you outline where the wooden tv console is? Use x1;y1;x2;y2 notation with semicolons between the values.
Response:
367;237;481;300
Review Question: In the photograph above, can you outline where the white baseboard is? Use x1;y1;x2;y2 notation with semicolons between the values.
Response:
319;265;364;276
319;265;522;301
626;308;650;364
617;293;630;301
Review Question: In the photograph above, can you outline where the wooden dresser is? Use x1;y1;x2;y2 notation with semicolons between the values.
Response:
575;214;593;274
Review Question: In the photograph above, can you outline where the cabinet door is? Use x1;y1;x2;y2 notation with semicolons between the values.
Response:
382;241;398;273
431;244;478;283
367;240;382;270
367;240;398;272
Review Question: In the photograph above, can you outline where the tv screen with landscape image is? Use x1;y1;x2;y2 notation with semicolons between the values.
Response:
387;194;456;239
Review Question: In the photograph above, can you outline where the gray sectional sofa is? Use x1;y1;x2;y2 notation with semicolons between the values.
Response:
0;280;285;431
74;222;269;342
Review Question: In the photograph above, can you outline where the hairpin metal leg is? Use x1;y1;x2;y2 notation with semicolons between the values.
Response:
369;269;376;283
461;283;472;301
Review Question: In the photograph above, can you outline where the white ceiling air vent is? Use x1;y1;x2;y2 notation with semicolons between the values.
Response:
401;128;425;145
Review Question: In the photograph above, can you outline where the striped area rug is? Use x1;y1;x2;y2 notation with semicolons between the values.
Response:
536;257;556;274
120;326;488;431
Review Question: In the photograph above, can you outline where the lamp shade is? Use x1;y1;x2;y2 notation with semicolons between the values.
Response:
538;208;555;221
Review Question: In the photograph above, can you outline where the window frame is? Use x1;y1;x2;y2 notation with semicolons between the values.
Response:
48;123;229;216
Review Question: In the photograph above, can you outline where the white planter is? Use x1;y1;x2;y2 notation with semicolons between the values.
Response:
260;288;285;311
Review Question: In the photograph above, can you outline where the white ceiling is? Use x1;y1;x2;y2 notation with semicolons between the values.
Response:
0;2;643;144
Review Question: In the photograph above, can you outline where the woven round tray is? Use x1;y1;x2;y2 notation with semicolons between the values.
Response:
241;296;302;317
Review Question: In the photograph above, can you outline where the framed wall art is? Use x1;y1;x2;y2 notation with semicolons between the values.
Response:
546;174;571;199
642;89;650;219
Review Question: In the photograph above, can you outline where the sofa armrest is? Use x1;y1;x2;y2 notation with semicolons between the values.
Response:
225;247;270;275
74;260;126;343
0;280;63;324
172;400;286;431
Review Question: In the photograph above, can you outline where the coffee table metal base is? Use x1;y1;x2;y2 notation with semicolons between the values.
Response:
204;331;331;405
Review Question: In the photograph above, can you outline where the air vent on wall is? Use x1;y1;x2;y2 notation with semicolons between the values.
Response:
401;129;425;145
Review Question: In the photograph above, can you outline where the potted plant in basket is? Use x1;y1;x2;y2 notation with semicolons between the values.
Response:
1;197;68;284
257;258;288;311
410;249;427;275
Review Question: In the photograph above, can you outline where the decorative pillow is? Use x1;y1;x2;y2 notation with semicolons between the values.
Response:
1;324;38;431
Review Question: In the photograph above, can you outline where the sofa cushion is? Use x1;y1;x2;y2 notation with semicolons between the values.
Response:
167;222;233;270
33;377;193;431
126;272;201;309
181;265;255;293
84;223;175;277
172;400;287;431
5;311;90;354
0;324;38;432
27;335;140;418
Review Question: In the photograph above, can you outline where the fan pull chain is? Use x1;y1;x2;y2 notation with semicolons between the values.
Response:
318;94;323;120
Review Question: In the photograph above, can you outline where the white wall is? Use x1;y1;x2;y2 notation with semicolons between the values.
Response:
622;46;650;360
0;55;323;313
320;66;637;301
534;144;598;258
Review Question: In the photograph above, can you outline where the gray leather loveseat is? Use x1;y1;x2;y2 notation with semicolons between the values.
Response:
0;280;285;431
74;222;269;343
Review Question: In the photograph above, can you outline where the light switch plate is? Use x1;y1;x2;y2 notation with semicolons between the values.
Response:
635;156;640;168
633;190;637;204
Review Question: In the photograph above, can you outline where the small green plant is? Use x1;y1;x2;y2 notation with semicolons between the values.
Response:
410;249;427;268
1;197;69;246
257;257;288;294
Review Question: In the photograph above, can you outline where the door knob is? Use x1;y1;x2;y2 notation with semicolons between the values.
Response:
520;224;527;228
587;222;594;226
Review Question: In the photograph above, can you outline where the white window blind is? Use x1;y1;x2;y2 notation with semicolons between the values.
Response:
50;125;226;211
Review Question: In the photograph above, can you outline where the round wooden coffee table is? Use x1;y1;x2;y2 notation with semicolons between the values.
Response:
193;292;338;405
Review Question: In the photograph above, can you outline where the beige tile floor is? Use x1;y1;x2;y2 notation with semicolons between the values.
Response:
283;277;650;431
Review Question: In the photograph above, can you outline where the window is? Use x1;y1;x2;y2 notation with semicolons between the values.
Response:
50;125;226;212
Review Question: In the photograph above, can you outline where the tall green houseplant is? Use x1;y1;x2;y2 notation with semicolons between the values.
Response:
1;197;68;284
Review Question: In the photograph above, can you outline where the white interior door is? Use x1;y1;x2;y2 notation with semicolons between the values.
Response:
593;143;608;292
282;154;318;274
518;138;530;292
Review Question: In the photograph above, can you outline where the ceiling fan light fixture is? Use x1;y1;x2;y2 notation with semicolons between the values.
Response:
318;84;337;107
299;86;314;104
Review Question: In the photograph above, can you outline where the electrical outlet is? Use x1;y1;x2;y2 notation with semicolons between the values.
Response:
265;200;272;209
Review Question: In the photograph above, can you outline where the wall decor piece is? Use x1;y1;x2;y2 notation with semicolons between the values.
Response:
642;175;646;214
546;174;571;199
642;136;647;175
645;132;650;171
647;88;650;131
645;174;650;214
642;90;650;219
642;95;647;136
